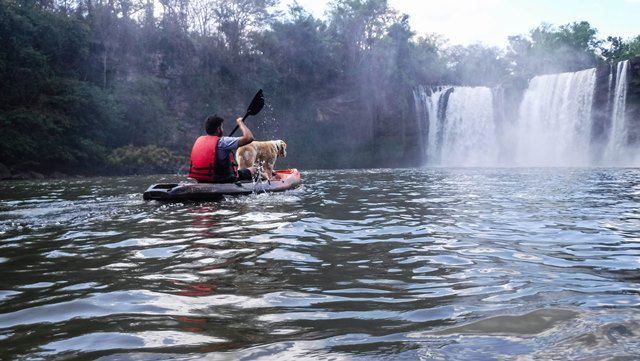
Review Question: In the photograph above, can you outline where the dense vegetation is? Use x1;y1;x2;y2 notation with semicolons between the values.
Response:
1;0;639;176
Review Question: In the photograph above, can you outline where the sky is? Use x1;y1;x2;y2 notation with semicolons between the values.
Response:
282;0;640;48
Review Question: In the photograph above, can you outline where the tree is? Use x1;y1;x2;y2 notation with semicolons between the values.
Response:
409;34;449;85
258;4;337;95
188;0;217;36
507;21;602;78
618;35;640;61
601;36;629;63
327;0;395;74
446;44;509;86
212;0;279;59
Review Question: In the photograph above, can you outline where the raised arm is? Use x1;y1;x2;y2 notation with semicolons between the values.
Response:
236;117;254;147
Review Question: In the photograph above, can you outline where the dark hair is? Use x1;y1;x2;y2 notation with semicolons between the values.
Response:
205;115;224;135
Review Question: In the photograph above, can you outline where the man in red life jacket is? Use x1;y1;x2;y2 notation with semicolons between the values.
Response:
189;115;256;183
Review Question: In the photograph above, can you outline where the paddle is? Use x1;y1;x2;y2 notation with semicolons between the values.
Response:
228;89;264;137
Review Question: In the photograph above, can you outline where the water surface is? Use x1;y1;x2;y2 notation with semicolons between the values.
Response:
1;169;639;360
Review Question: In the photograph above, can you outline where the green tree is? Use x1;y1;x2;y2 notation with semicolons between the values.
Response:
621;35;640;60
212;0;279;60
408;34;449;85
507;21;602;79
327;0;395;75
446;44;509;86
601;36;629;63
258;4;337;96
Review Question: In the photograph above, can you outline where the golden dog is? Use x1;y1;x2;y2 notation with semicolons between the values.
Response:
236;140;287;180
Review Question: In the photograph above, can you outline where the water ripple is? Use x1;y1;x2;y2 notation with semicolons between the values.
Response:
1;169;639;359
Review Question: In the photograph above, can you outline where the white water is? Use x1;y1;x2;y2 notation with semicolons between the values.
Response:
416;62;636;167
414;86;498;166
442;87;499;166
603;60;635;165
514;68;597;166
413;86;433;161
422;87;453;164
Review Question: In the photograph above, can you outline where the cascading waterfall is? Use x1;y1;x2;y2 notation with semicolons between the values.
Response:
415;61;634;167
441;87;499;166
418;86;454;165
414;86;447;164
414;86;498;166
514;68;597;166
603;60;631;164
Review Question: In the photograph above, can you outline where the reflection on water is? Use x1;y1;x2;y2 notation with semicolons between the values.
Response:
0;169;639;359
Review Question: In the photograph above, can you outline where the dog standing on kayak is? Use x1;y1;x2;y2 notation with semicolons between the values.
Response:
236;140;287;180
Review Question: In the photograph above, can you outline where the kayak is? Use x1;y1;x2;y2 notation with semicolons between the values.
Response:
143;169;301;201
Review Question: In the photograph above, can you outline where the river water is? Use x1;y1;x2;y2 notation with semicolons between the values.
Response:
1;169;639;360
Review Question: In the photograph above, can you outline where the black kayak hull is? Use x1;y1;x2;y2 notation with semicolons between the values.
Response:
143;169;301;201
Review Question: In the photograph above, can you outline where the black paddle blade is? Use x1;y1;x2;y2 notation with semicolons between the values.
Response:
246;89;264;116
228;89;265;137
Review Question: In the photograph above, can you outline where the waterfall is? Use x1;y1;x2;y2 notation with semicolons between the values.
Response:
515;68;597;166
412;86;429;162
425;86;453;165
414;86;497;166
603;60;631;164
441;87;499;166
606;63;615;117
414;61;633;167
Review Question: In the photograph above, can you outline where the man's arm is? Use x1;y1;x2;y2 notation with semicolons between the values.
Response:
236;117;254;147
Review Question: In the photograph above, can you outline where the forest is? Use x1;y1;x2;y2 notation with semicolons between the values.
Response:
1;0;639;177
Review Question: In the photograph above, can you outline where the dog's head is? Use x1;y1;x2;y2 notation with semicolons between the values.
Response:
276;140;287;158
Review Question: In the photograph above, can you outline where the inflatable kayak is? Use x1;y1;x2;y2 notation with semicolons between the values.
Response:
143;169;301;201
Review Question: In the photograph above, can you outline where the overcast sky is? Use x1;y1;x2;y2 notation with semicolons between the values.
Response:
282;0;640;48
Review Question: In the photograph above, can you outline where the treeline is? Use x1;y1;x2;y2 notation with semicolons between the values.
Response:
1;0;639;176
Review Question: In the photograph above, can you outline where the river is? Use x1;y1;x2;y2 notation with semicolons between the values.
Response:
1;168;639;360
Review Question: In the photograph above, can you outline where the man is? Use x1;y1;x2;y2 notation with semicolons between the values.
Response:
188;115;256;183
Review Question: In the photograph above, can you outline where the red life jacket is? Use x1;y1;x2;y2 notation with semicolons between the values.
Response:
188;136;238;183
